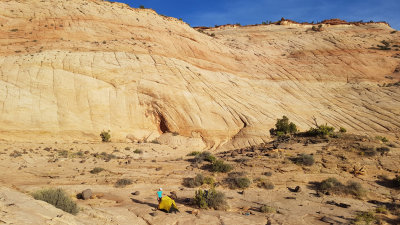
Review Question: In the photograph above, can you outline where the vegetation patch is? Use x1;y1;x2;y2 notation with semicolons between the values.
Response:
316;177;366;198
115;178;133;188
100;130;111;142
90;167;105;174
260;205;276;213
359;146;377;157
133;149;143;154
183;174;214;188
9;150;22;158
32;188;79;215
290;154;315;166
150;140;160;144
255;177;275;189
375;136;388;143
354;211;376;225
211;160;233;173
269;116;298;136
305;124;335;137
187;151;201;156
225;173;251;189
92;152;117;161
193;151;216;163
194;188;227;210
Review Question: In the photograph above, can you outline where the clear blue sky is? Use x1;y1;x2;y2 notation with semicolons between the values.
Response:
112;0;399;30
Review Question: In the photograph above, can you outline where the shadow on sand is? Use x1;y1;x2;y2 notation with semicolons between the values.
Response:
130;198;158;208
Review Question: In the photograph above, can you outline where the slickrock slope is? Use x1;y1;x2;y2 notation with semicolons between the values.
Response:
0;0;399;149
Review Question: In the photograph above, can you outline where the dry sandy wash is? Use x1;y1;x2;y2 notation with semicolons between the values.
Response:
0;0;400;224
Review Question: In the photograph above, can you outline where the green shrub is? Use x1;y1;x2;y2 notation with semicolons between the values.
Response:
305;124;335;137
194;151;216;163
184;174;214;188
93;152;117;161
317;178;366;198
291;154;315;166
260;205;276;213
269;116;298;136
58;150;69;158
211;160;233;173
100;130;111;142
360;146;377;157
256;178;274;189
375;206;388;214
339;127;347;133
226;174;251;189
375;136;388;143
187;151;201;156
194;189;208;209
139;5;145;9
150;140;160;144
90;167;105;174
115;178;132;187
354;211;376;225
194;188;227;210
133;149;143;154
32;188;79;215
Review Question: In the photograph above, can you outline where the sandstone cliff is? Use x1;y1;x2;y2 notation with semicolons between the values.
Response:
0;0;399;149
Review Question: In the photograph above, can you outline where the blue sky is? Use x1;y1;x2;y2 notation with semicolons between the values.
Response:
113;0;399;30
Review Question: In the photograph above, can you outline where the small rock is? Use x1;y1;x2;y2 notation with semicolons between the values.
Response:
150;212;158;217
191;209;199;216
294;186;301;192
231;151;238;157
321;216;337;224
156;167;162;171
81;189;92;200
131;191;140;196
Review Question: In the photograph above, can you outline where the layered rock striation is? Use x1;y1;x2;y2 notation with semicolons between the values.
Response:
0;0;399;149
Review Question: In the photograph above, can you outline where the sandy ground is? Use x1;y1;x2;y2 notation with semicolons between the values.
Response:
0;134;400;224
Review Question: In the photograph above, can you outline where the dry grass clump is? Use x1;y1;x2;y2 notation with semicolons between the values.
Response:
255;177;274;189
211;160;233;173
225;172;251;189
317;177;366;198
183;174;215;188
260;205;276;213
291;154;315;166
100;130;111;142
194;188;227;210
133;149;143;154
115;178;133;187
32;188;79;215
193;151;216;163
354;211;376;225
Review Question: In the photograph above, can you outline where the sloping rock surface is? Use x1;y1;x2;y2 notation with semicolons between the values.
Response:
0;0;399;149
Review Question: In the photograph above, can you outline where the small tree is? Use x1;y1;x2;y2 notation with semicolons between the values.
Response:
139;5;145;9
100;130;111;142
270;116;298;136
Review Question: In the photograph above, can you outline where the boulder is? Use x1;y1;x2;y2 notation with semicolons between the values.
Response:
81;189;92;200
